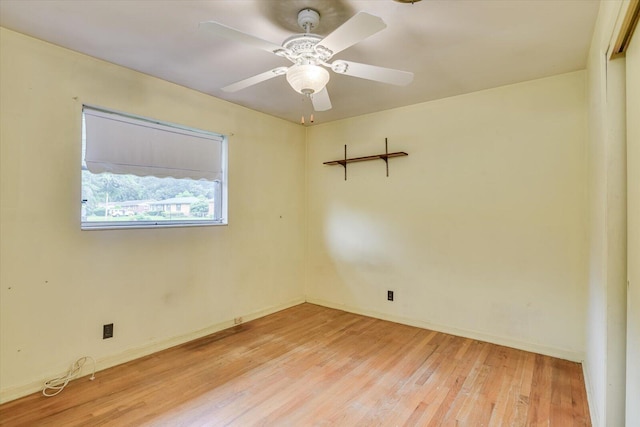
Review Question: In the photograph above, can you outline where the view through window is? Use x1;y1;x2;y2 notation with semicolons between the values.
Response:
81;106;227;229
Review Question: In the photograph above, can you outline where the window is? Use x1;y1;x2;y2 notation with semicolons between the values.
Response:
81;106;227;229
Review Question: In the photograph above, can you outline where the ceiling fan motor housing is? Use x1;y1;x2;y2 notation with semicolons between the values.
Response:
281;34;332;64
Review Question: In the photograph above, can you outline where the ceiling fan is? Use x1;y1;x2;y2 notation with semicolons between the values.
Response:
199;8;414;112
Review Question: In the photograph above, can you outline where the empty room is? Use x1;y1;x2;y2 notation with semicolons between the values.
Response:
0;0;638;425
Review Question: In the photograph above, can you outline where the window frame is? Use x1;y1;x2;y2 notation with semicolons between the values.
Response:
81;105;228;230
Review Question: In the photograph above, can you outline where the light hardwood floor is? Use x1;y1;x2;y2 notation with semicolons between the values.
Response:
0;303;590;426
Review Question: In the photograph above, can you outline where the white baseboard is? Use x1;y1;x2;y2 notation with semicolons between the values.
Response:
0;298;305;404
306;297;585;363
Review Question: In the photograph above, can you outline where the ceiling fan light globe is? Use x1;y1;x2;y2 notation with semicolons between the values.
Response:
286;64;330;95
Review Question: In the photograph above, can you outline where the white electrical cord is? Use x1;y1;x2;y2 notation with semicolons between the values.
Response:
42;356;96;397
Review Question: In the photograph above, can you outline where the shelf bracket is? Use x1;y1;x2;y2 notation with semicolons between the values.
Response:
341;145;347;181
383;138;389;177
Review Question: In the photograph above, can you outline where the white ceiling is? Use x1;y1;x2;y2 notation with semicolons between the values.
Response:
0;0;599;125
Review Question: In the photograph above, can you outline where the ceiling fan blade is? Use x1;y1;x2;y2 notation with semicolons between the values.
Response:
199;21;284;55
317;12;386;56
222;67;288;92
331;60;414;86
311;87;332;111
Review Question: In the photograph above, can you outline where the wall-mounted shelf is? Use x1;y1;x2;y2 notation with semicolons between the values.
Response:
323;138;408;180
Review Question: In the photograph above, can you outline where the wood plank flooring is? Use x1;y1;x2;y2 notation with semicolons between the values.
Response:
0;303;591;426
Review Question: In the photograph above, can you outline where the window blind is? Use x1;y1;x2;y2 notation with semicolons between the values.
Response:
83;107;224;181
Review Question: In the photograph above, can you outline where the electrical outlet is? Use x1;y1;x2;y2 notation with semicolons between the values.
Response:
387;290;394;301
103;323;114;339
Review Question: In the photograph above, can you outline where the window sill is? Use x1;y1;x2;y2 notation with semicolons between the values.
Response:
81;220;228;230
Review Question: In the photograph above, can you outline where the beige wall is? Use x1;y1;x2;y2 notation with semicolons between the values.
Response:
306;71;588;361
0;28;306;402
626;20;640;427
